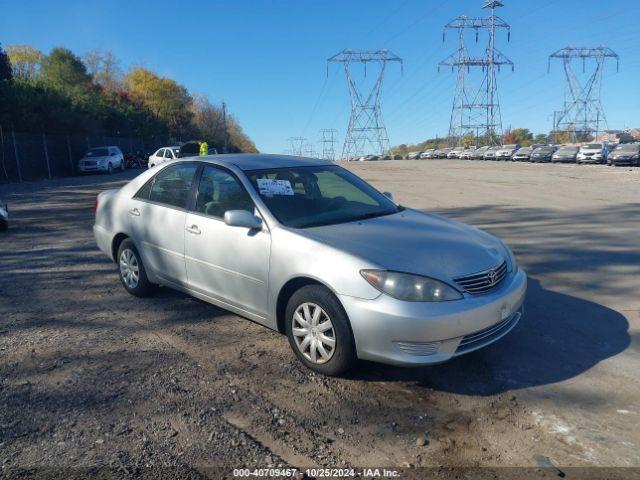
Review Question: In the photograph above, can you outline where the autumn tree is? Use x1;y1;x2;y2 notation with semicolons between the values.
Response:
6;45;43;79
84;49;122;91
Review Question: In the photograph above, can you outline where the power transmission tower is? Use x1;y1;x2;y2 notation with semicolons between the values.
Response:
287;136;307;156
319;128;338;161
439;1;513;146
548;46;619;143
328;49;402;158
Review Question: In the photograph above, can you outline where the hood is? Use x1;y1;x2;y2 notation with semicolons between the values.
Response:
299;209;506;281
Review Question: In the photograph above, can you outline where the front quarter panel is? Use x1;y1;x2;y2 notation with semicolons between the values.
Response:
267;227;381;320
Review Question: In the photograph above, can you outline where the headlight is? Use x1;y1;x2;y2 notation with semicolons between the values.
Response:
360;270;463;302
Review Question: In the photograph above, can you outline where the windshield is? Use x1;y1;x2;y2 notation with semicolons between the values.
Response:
517;147;532;152
558;147;578;153
614;144;639;152
246;165;401;229
534;147;553;153
502;145;517;149
581;144;602;150
86;148;109;157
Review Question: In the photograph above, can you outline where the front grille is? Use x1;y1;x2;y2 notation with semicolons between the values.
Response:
454;261;507;295
456;309;522;355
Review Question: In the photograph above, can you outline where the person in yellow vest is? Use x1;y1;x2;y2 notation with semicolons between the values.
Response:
199;141;209;156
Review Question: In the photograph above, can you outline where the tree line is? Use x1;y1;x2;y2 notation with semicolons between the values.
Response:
0;43;257;153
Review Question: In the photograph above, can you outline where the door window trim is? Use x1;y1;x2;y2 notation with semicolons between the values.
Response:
133;162;201;212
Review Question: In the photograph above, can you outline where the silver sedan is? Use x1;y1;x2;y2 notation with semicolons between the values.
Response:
94;154;526;375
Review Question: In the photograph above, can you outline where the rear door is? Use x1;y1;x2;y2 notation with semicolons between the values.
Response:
128;163;199;284
184;165;271;317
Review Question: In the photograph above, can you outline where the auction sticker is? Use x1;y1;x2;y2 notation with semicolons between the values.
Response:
256;178;294;196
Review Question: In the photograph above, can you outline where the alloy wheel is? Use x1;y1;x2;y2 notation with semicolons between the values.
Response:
292;302;336;364
119;248;140;289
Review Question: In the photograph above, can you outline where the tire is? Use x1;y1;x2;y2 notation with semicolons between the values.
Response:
285;285;356;376
107;163;113;174
117;238;155;297
0;219;7;232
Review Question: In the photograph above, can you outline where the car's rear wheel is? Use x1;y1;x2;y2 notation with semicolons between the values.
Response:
285;285;356;376
117;239;155;297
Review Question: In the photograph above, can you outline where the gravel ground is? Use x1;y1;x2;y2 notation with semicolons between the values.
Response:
0;160;639;479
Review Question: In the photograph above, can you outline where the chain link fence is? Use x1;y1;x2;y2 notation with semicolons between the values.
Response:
0;129;151;183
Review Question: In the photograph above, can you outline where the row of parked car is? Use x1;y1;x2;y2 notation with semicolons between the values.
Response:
349;142;640;166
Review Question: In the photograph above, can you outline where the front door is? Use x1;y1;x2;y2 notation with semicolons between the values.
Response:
184;165;271;317
129;162;198;284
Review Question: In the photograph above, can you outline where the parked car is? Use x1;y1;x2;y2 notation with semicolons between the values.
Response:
512;147;533;161
419;149;435;159
495;144;520;161
530;146;556;163
472;146;490;159
608;143;640;166
406;151;422;160
483;146;501;160
382;155;392;161
424;149;439;159
0;199;8;231
576;143;609;164
94;155;525;375
148;146;181;169
393;154;404;160
458;147;477;159
447;146;465;159
552;146;579;163
79;146;125;174
438;148;453;158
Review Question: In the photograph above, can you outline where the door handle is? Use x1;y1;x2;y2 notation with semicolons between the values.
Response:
129;208;140;216
185;224;201;235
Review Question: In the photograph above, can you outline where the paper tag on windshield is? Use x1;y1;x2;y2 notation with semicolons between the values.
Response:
256;178;294;196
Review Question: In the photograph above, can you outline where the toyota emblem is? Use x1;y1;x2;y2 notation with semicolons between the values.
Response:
487;269;498;285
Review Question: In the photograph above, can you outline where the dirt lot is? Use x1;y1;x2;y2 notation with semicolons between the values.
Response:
1;160;639;478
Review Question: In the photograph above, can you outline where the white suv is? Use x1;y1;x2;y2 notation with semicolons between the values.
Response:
148;146;181;169
79;146;124;174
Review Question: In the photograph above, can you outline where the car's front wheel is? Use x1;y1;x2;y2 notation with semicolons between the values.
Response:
285;285;356;376
117;239;155;297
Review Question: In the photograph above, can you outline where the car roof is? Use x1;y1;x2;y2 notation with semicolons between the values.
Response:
190;153;333;171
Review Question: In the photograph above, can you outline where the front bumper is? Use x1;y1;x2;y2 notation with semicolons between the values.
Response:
610;157;636;165
340;268;527;366
79;163;109;173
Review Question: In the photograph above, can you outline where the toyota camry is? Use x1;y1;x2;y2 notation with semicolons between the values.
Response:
93;154;526;376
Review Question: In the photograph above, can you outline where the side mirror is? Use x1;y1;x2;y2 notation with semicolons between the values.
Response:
224;210;263;230
383;191;393;200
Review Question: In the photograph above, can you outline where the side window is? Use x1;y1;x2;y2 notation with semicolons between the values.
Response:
164;149;173;159
147;163;198;209
156;149;165;158
195;166;255;218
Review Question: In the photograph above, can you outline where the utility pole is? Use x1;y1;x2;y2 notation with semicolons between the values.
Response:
439;1;513;146
319;128;338;161
328;49;402;158
548;46;619;142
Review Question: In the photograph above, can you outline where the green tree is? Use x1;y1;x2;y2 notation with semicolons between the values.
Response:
6;44;43;79
40;48;91;90
533;133;550;145
0;43;12;81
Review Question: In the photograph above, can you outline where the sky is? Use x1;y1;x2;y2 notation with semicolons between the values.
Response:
1;0;639;154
